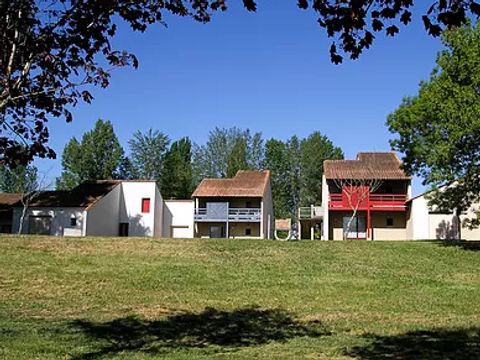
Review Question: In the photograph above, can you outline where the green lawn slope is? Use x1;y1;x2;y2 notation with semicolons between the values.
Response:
0;236;479;359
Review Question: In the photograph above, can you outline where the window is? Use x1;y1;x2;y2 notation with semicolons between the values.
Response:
0;225;11;233
245;228;252;236
70;216;77;227
386;217;394;227
28;216;52;235
141;198;151;213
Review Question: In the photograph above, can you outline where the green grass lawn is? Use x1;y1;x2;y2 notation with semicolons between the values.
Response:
0;236;479;359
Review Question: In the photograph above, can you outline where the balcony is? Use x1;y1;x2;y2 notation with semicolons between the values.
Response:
194;208;261;222
329;193;407;211
298;206;324;220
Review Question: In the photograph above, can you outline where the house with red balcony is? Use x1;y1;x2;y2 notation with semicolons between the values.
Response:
299;152;411;240
192;170;274;239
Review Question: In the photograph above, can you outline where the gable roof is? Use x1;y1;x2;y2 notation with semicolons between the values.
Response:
19;180;121;209
192;170;270;198
324;152;410;180
0;193;22;210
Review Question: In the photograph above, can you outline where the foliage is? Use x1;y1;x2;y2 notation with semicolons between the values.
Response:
300;131;343;207
1;237;480;359
265;139;291;218
0;0;241;166
265;132;343;219
0;163;38;193
56;119;125;189
3;1;478;165
128;129;170;184
162;137;194;199
193;127;264;181
227;137;249;178
388;23;480;229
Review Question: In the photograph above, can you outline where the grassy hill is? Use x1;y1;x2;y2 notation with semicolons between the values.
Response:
0;236;479;359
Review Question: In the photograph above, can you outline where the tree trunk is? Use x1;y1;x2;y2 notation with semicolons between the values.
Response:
18;203;28;234
344;208;358;240
455;208;462;240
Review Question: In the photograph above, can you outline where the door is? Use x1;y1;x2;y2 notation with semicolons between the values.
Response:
343;216;366;239
209;225;224;238
119;223;129;237
28;216;52;235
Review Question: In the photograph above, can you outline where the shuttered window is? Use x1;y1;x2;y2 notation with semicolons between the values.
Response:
141;198;151;213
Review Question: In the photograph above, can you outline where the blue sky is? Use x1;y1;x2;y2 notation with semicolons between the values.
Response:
36;2;443;195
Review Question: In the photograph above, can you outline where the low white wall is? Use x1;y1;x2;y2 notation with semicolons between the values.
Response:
12;207;86;236
163;200;194;238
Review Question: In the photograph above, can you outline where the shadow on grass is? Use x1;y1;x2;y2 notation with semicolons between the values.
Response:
435;240;480;251
345;327;480;360
70;306;329;359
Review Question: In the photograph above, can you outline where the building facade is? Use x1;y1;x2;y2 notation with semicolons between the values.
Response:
192;170;274;239
11;180;163;237
299;152;412;240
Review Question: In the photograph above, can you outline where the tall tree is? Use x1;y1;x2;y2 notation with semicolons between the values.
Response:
287;135;302;219
0;163;38;193
128;129;170;184
300;132;343;206
56;119;125;189
3;1;476;166
265;139;291;219
388;23;480;232
265;132;343;219
227;137;248;178
193;127;264;181
162;137;194;199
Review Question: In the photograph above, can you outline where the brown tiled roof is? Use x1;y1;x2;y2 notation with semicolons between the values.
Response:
324;152;410;180
0;193;22;210
18;180;121;209
192;170;270;198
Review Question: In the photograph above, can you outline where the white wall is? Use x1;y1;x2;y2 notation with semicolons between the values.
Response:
119;182;158;237
322;175;329;240
153;186;163;237
86;184;121;236
163;200;194;238
408;194;480;240
261;179;274;239
12;207;86;236
407;196;430;240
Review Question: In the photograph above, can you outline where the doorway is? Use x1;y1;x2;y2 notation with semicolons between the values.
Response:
209;225;224;238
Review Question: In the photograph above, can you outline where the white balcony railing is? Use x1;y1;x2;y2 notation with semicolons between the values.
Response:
298;206;324;219
194;208;261;222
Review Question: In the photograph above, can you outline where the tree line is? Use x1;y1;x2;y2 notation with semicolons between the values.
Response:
0;120;343;219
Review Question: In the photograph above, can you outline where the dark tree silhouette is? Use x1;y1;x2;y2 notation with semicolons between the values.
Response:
69;307;329;359
344;327;480;360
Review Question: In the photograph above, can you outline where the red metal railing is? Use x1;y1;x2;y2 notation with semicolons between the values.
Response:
329;193;407;210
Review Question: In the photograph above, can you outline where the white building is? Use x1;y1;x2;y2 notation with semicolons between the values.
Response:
162;200;195;238
407;190;480;240
192;170;274;239
11;180;163;237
